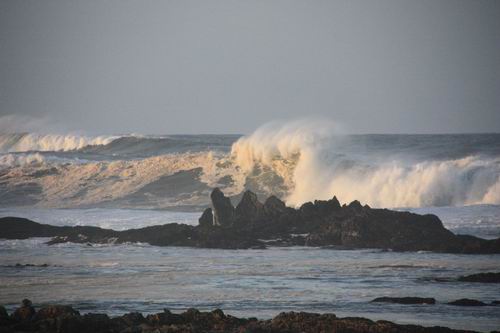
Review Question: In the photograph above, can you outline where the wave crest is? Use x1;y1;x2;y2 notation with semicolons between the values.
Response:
232;122;500;207
0;133;119;153
1;122;499;209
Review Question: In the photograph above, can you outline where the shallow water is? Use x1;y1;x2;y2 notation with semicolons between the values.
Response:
1;208;500;332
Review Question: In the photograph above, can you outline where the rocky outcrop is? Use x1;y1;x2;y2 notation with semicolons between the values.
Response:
34;305;80;321
447;299;488;306
0;300;483;333
0;306;9;326
235;190;264;223
210;188;235;227
458;272;500;283
2;188;500;254
11;299;36;322
198;208;214;228
371;297;436;305
264;195;289;217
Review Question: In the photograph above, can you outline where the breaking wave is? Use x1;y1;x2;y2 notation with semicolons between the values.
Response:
231;121;500;208
0;121;499;209
0;133;119;153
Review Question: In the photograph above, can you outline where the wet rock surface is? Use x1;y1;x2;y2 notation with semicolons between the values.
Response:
371;297;436;305
1;188;500;254
0;300;482;333
10;299;36;322
457;272;500;283
447;299;488;307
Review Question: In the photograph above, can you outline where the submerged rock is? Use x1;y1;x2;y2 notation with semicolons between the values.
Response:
371;297;436;305
458;272;500;283
447;299;488;306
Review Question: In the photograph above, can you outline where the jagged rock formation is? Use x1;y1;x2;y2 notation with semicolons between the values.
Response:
1;188;500;253
0;299;482;333
235;190;264;223
210;188;235;227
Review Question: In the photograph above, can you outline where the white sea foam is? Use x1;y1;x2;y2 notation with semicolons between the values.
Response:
1;122;499;209
231;121;500;207
0;133;119;152
0;151;244;208
0;153;47;167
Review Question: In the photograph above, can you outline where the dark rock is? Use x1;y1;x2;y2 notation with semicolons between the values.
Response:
458;272;500;283
268;312;338;332
347;200;363;211
0;301;488;333
2;188;500;254
210;187;235;227
235;190;264;223
58;313;111;333
0;217;64;239
313;196;341;214
371;297;436;305
0;305;9;325
198;208;213;227
210;308;225;320
8;263;49;268
117;312;146;326
34;305;79;320
492;300;500;305
0;306;8;319
11;299;35;322
299;201;315;216
146;309;184;326
264;195;288;217
447;299;488;306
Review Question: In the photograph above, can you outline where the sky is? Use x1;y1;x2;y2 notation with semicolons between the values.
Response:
1;0;499;135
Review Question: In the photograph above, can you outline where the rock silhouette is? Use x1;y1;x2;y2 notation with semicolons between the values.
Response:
0;299;484;333
1;188;500;254
371;297;436;305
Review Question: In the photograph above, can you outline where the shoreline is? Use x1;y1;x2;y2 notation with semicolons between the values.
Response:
2;188;500;254
1;300;491;333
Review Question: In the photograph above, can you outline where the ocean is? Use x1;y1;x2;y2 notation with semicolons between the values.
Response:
1;124;499;331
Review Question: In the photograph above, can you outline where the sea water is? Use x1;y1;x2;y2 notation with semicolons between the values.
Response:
1;127;500;331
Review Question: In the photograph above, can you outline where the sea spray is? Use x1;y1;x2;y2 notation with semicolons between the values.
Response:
231;121;500;207
0;133;119;152
0;122;499;208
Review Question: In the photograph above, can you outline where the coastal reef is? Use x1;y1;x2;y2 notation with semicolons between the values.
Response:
0;299;488;333
1;188;500;254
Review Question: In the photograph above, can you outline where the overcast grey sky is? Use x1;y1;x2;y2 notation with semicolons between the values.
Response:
1;0;499;134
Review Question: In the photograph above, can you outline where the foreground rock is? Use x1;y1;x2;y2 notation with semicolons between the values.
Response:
458;272;500;283
2;189;500;253
0;300;480;333
371;297;436;305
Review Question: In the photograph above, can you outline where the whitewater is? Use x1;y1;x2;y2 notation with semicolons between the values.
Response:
1;122;500;332
0;121;499;209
